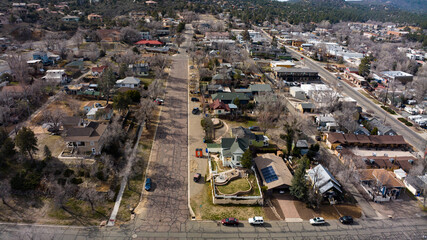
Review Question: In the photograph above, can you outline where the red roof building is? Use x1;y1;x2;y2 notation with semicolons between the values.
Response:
210;99;231;115
135;40;163;46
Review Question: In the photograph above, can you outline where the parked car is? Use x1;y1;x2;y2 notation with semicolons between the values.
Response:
154;98;164;105
144;178;152;191
191;97;199;102
192;107;200;115
248;216;264;225
221;218;239;226
193;173;201;182
249;126;260;131
339;216;353;224
309;217;325;225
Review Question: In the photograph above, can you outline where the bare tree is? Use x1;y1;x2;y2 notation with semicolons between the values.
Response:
77;183;104;212
42;109;65;133
7;54;29;84
136;98;156;127
175;34;185;48
120;27;141;44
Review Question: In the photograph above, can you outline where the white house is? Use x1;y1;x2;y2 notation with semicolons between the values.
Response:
115;77;141;88
219;138;249;168
42;69;67;84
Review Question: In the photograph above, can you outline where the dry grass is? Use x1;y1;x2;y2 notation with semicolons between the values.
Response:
216;178;250;194
294;200;362;220
191;182;264;220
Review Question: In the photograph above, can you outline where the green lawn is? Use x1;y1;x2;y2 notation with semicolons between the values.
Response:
139;77;154;86
216;178;251;194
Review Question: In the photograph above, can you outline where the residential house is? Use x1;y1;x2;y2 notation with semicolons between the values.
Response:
210;99;231;115
42;70;67;84
91;65;107;76
135;40;163;47
360;169;405;201
83;102;103;113
27;60;43;75
96;29;121;42
368;118;396;136
64;121;108;155
62;15;80;22
87;13;102;21
219;137;249;168
61;116;83;130
295;140;309;155
115;77;141;88
65;60;85;71
232;127;269;147
33;51;54;65
211;92;250;105
404;174;427;197
207;84;226;94
354;126;370;136
308;164;342;198
273;68;320;83
211;72;232;85
254;154;293;192
140;31;151;40
248;84;272;95
128;63;149;77
87;104;113;120
254;94;278;106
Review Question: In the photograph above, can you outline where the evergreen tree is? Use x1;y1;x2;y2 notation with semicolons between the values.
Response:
15;127;38;161
290;157;309;200
241;149;253;169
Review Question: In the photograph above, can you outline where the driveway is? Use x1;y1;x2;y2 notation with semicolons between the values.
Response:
271;193;303;221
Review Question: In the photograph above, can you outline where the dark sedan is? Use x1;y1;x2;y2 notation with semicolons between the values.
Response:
221;218;239;226
339;216;353;224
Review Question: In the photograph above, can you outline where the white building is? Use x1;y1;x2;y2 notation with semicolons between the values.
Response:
42;69;67;84
115;77;141;88
289;86;306;100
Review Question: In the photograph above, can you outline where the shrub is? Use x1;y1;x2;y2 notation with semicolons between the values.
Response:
96;171;105;181
54;170;62;175
57;178;66;185
70;178;83;185
78;170;85;177
10;171;41;191
398;118;413;126
64;169;74;178
381;106;396;114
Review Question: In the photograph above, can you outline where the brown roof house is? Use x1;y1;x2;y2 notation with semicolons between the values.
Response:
254;154;292;192
359;169;405;202
64;121;108;155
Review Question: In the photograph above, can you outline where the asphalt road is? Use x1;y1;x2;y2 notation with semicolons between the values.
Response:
130;48;190;233
1;216;426;239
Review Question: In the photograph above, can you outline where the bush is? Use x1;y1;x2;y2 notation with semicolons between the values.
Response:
57;178;66;185
96;171;105;181
54;170;62;175
398;118;413;126
10;171;41;191
78;170;85;177
381;105;396;114
64;169;74;178
70;178;83;185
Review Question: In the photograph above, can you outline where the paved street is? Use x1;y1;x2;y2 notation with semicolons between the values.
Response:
1;217;426;239
130;49;190;233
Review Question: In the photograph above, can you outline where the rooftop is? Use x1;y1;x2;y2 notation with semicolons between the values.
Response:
254;154;293;190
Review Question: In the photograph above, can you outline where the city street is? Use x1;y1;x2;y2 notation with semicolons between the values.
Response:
0;216;426;239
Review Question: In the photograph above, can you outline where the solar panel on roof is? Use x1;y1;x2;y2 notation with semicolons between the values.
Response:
261;166;278;183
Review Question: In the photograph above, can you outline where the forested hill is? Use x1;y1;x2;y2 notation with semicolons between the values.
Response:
346;0;427;14
224;0;427;27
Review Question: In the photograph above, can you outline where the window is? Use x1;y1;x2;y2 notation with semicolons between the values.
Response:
90;141;94;146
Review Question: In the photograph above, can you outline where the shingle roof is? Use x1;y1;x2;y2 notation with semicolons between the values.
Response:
64;122;107;142
359;169;404;188
249;84;272;92
210;99;230;111
211;92;250;101
254;154;292;189
308;164;342;194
